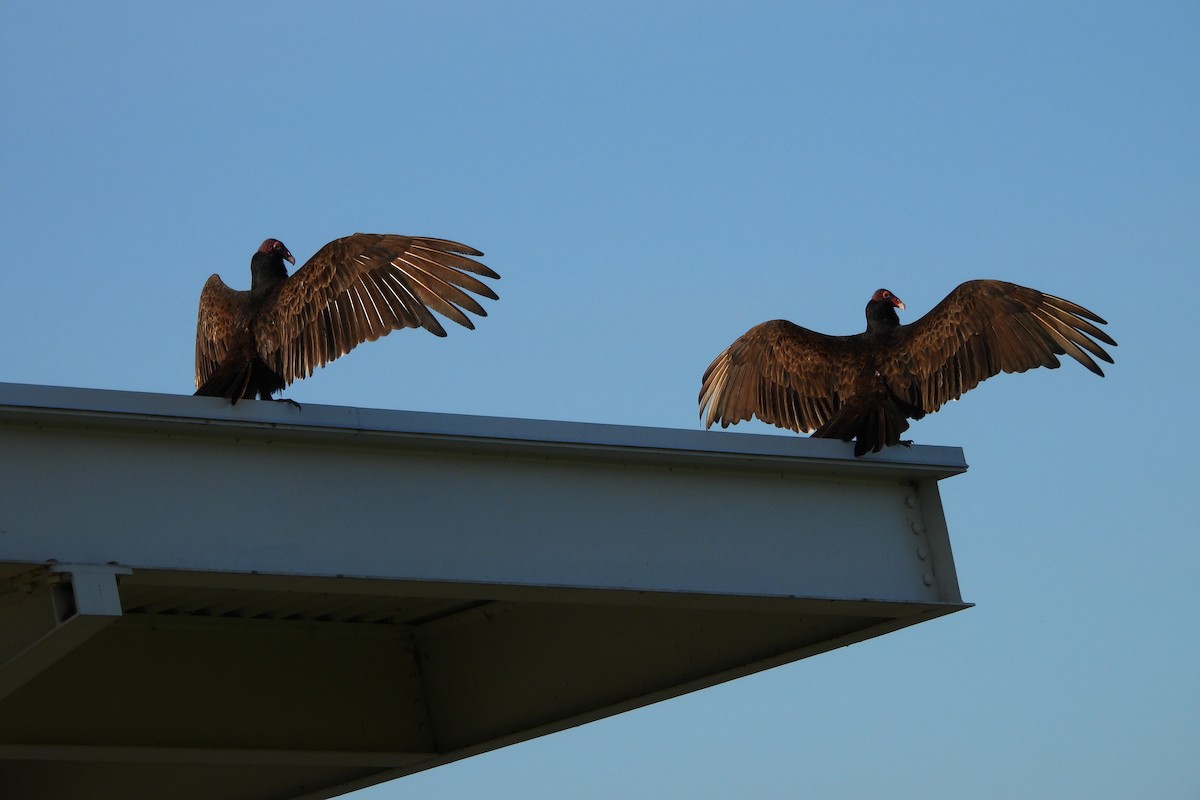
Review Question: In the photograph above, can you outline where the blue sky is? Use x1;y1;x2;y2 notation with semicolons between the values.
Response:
2;2;1197;798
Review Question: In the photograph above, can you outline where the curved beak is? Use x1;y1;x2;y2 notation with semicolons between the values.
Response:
893;296;906;311
283;248;296;265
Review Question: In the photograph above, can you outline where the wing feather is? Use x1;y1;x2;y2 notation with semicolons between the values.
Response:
400;267;478;329
408;239;499;277
195;275;247;388
891;280;1115;413
1031;309;1100;374
699;320;858;434
359;272;397;340
376;268;447;335
254;233;499;383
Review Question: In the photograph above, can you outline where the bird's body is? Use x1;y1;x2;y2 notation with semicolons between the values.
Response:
699;280;1115;456
195;234;499;403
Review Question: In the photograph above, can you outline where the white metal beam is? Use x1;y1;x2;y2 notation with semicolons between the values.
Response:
0;383;972;800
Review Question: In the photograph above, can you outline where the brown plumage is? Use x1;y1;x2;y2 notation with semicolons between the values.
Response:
699;280;1116;456
195;234;499;403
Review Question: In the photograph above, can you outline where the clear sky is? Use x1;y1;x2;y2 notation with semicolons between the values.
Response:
2;2;1196;798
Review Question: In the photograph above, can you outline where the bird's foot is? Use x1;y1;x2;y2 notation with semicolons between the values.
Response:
899;439;913;448
274;397;302;410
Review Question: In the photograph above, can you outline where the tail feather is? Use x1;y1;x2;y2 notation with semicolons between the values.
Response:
195;358;287;403
812;392;919;456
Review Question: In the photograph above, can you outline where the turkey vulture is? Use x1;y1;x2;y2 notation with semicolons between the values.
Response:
699;280;1115;456
195;233;499;403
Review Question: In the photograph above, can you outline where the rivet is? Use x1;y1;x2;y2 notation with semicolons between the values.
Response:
911;521;925;535
905;493;917;509
922;571;935;587
917;546;929;561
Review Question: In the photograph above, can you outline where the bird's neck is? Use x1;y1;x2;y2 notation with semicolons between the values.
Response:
249;252;290;293
864;301;900;336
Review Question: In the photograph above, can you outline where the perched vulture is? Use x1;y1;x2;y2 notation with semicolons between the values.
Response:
195;234;498;403
699;280;1115;456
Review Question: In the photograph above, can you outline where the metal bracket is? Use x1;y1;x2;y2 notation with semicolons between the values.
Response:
0;561;131;702
46;562;132;616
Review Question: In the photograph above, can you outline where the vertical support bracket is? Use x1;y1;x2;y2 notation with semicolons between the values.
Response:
910;479;963;605
46;562;131;616
0;562;131;702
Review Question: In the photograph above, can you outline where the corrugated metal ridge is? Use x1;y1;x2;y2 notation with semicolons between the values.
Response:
117;581;486;626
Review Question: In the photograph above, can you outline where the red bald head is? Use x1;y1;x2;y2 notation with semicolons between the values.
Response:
258;239;295;265
871;288;905;310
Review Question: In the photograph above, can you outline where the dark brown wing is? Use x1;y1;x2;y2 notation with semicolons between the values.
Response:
886;279;1116;413
195;274;249;388
699;320;866;434
253;234;500;384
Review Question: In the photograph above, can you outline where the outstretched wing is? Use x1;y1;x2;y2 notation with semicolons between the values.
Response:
253;234;500;384
195;274;248;389
887;279;1116;413
699;320;864;434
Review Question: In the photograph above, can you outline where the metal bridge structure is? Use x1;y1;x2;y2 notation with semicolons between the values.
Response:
0;383;970;799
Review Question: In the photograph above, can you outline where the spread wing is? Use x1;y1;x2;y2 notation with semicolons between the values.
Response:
195;274;249;389
253;234;500;384
699;320;865;434
886;279;1116;413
